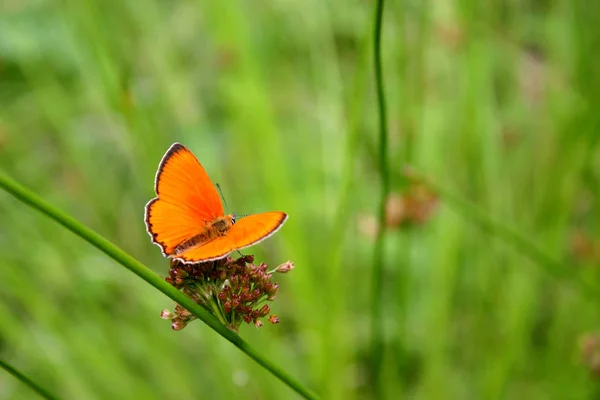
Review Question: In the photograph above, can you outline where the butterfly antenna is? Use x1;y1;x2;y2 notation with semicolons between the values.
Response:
216;183;230;214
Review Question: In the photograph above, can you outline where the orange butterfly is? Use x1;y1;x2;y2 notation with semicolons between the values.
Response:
145;143;288;263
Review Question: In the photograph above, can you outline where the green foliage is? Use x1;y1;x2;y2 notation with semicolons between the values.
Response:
1;0;600;399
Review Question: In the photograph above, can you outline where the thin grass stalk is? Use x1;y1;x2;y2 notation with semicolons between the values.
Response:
369;0;390;396
0;173;320;400
0;358;60;400
322;17;372;399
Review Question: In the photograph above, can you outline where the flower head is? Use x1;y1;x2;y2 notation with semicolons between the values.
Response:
161;255;291;332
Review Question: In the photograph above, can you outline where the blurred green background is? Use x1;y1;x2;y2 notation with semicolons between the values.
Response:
1;0;600;399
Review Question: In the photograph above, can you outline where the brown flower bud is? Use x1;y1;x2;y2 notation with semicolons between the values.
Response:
172;318;188;331
240;291;252;302
178;307;192;318
173;268;188;279
259;304;270;317
268;283;279;296
275;261;295;273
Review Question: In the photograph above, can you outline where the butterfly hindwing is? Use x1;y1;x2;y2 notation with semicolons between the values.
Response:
175;235;234;263
226;212;288;251
174;212;287;263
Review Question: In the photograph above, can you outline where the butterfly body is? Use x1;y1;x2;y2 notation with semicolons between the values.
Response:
173;214;235;255
145;143;287;263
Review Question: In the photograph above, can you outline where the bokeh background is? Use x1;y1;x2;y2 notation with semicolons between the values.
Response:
1;0;600;399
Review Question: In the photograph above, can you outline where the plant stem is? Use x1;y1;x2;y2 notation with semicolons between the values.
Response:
208;297;228;327
0;358;60;400
369;0;389;397
0;173;320;400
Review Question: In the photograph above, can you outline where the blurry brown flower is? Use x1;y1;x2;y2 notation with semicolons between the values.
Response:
571;230;600;264
580;332;600;378
358;176;439;238
161;255;288;332
435;22;465;51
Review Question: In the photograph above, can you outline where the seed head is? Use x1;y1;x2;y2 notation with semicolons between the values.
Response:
160;255;293;332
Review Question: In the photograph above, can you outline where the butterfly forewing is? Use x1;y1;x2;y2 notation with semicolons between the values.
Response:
154;143;223;220
145;143;225;256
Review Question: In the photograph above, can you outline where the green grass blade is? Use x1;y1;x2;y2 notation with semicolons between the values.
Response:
369;0;390;396
0;173;321;400
419;170;600;300
0;358;60;400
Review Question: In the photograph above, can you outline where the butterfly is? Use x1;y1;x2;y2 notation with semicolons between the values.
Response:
145;143;288;263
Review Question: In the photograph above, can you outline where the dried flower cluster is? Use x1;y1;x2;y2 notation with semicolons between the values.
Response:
161;255;293;332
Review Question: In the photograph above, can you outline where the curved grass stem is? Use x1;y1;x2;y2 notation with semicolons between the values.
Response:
0;358;60;400
0;173;320;400
369;0;389;397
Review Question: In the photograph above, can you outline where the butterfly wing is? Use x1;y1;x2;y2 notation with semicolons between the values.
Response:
227;212;288;251
174;212;288;263
145;143;224;256
173;236;234;263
